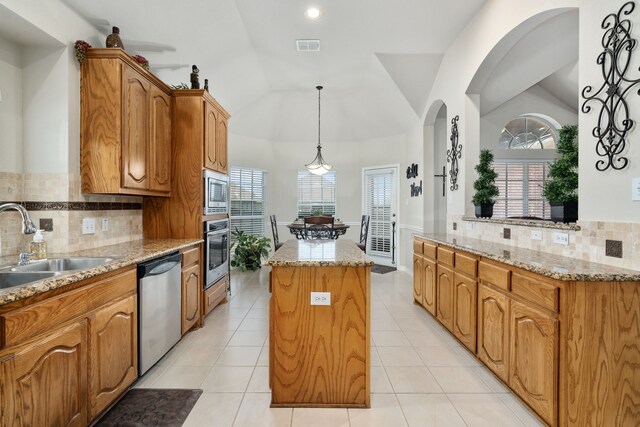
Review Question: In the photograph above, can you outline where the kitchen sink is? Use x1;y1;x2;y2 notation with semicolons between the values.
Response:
10;257;115;272
0;271;61;289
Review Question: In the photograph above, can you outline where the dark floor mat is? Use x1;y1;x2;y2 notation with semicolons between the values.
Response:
372;264;397;274
95;388;202;427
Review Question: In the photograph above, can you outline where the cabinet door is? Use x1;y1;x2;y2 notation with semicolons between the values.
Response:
203;101;218;170
413;255;423;304
122;66;150;190
436;264;454;330
182;263;201;334
477;284;510;382
149;86;171;193
216;115;228;173
453;273;477;352
510;301;558;426
423;258;437;316
88;295;138;419
2;321;87;427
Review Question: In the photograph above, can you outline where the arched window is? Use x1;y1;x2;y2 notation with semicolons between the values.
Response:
498;115;558;149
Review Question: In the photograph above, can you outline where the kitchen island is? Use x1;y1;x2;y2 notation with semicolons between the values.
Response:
265;239;373;408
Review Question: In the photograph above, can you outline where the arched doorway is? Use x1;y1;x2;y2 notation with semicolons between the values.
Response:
423;100;448;234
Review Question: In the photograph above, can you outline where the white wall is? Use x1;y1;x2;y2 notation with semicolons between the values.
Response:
0;36;22;174
228;133;406;246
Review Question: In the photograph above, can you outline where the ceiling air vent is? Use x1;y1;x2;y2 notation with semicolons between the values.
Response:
296;39;320;52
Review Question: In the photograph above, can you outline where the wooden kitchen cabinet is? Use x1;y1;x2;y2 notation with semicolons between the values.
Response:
436;263;454;330
453;272;477;352
216;114;228;173
182;247;201;334
412;254;423;304
1;321;88;427
510;300;558;426
422;258;437;315
81;48;172;196
204;101;219;171
88;294;138;419
477;283;510;382
204;276;228;317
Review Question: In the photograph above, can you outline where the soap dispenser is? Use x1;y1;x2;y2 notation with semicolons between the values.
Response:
30;229;47;260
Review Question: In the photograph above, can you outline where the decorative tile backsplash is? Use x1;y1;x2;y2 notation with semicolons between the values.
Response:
0;172;142;257
449;215;640;271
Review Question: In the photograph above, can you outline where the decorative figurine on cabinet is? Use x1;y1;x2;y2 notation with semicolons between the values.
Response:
190;65;200;89
204;79;209;92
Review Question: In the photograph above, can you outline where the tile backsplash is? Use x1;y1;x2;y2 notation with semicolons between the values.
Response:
449;215;640;271
0;172;142;257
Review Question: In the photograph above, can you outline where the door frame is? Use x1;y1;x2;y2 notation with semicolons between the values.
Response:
361;164;400;266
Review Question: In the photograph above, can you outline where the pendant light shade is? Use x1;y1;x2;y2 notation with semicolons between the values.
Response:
305;85;332;175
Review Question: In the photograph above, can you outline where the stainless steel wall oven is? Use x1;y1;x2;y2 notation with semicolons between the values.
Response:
205;218;229;288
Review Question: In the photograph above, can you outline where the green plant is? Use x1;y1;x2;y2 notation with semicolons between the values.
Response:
74;40;92;65
170;82;190;90
543;125;578;202
311;208;323;216
472;149;499;205
230;229;271;272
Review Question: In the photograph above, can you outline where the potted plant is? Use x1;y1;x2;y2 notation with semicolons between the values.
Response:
543;125;578;223
230;229;271;271
472;149;499;218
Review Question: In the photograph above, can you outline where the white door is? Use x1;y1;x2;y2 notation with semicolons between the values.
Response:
363;166;398;265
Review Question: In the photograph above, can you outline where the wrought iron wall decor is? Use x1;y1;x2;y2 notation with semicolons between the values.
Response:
446;115;462;190
582;1;640;171
406;164;418;179
410;180;423;197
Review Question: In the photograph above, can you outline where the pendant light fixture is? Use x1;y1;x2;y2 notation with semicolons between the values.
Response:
305;85;332;175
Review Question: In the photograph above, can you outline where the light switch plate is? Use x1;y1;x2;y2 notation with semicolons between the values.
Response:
101;218;109;232
465;222;473;231
310;292;330;306
531;230;542;241
552;232;569;246
632;178;640;201
82;218;96;235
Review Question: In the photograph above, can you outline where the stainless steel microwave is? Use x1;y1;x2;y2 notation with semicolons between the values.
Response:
204;169;228;215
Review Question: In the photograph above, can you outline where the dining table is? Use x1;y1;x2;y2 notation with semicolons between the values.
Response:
286;219;350;240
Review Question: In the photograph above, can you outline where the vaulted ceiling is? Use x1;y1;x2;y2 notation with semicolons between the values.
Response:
64;0;487;141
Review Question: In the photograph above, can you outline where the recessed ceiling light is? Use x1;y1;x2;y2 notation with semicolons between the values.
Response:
305;7;320;20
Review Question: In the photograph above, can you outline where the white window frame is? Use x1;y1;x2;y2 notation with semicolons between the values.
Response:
297;170;337;217
229;166;267;239
494;160;550;219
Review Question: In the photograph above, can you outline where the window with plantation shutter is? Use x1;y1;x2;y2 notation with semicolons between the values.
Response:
229;167;266;240
364;167;396;258
494;161;550;219
297;170;336;217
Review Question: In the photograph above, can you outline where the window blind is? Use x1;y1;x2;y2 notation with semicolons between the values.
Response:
494;161;550;219
364;170;393;256
297;170;336;217
229;167;266;240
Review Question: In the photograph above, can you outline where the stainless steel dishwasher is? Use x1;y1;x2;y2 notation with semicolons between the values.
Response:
137;252;182;375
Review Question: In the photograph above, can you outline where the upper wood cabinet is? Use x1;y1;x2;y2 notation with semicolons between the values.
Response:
201;93;229;173
216;115;228;173
81;48;172;197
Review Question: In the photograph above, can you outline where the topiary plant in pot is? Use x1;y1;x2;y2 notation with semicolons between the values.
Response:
230;229;271;271
472;149;499;218
543;125;578;223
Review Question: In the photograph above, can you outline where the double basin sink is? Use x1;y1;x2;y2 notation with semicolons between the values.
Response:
0;257;115;290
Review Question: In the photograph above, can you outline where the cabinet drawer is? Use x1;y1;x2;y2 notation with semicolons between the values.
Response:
423;242;437;260
479;261;511;291
455;252;477;278
413;239;424;255
437;247;455;267
182;246;200;268
511;273;559;313
204;276;227;316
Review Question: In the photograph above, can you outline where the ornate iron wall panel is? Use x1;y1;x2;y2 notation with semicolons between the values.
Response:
447;115;462;190
582;1;640;171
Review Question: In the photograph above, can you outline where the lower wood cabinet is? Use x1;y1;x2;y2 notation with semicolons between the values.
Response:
204;275;228;317
422;258;437;316
182;263;201;334
412;255;423;304
2;321;88;427
510;300;558;426
477;283;510;382
88;294;138;419
436;264;454;330
453;272;477;352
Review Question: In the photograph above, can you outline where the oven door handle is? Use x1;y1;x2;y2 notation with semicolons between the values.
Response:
207;230;229;237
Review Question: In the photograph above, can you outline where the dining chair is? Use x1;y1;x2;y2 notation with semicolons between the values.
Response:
356;215;370;253
304;215;335;240
270;214;283;251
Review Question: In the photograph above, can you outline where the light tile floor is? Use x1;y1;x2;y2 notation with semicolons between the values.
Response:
134;267;544;427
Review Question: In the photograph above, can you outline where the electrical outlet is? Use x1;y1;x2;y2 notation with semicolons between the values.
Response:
531;230;542;241
633;177;640;201
82;218;96;235
552;232;569;246
465;222;473;231
101;218;109;232
310;292;331;306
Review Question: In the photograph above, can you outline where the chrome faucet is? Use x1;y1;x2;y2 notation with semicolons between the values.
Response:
0;203;37;234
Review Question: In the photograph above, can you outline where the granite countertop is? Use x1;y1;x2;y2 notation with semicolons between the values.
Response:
0;239;203;306
415;233;640;282
265;239;374;267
